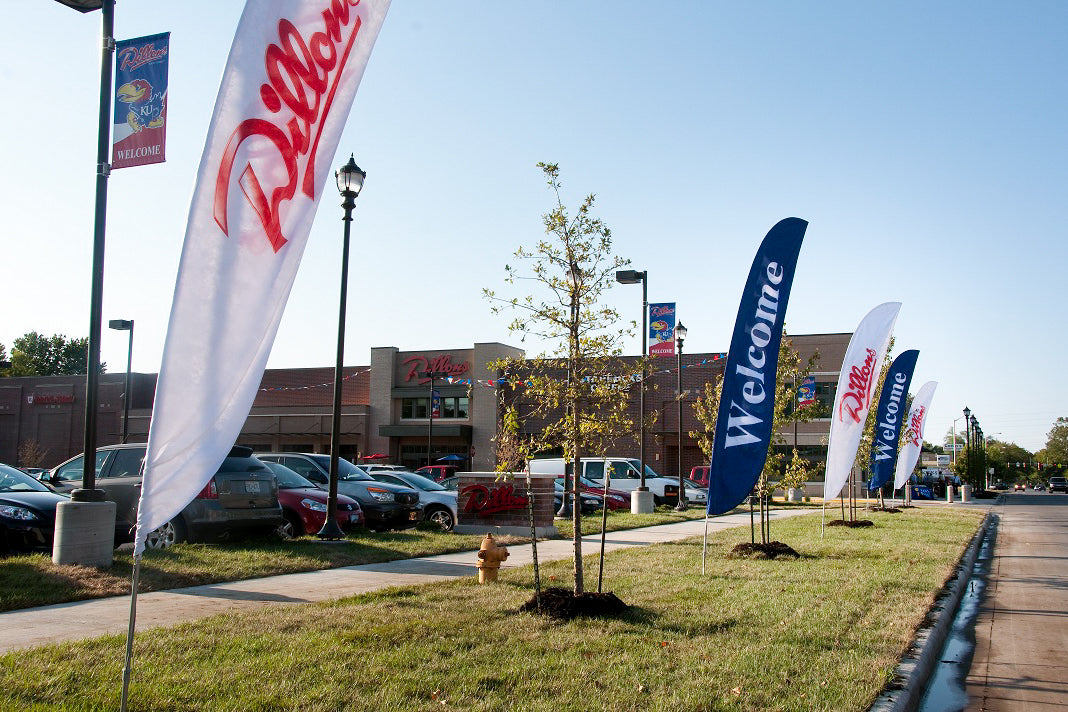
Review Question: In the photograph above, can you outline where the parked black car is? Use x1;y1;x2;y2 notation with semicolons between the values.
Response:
255;453;421;531
45;445;283;548
1;463;70;555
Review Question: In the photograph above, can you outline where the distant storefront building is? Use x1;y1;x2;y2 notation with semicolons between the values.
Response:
0;334;850;475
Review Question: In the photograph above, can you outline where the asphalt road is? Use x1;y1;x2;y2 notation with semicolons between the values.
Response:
964;493;1068;710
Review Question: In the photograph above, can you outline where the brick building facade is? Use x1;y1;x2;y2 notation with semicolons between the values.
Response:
0;334;850;476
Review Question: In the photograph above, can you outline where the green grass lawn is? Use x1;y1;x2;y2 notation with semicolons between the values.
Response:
0;507;983;711
0;506;713;612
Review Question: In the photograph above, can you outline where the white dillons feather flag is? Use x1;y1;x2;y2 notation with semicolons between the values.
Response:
823;302;901;502
894;381;937;490
133;0;391;556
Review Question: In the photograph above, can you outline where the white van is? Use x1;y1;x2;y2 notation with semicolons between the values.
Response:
527;457;705;506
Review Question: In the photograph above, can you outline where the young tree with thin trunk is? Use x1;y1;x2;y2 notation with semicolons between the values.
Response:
485;162;637;595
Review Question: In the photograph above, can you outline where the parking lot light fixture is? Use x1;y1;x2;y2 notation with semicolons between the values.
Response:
108;319;134;443
423;370;450;467
319;155;366;540
614;268;653;513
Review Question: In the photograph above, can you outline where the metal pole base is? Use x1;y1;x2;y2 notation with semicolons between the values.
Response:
316;520;346;540
631;489;654;514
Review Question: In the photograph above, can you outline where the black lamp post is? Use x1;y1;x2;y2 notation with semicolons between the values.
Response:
615;269;650;511
674;321;688;511
319;154;365;540
52;0;113;502
108;319;134;443
963;406;972;489
424;370;449;466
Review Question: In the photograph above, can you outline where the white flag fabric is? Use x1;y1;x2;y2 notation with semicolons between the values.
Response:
134;0;391;555
823;302;901;501
894;381;937;490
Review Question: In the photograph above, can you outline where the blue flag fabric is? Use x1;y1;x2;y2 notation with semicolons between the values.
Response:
867;349;919;491
706;218;807;515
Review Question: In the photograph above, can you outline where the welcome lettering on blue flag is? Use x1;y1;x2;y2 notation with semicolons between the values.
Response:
867;349;919;491
706;218;807;515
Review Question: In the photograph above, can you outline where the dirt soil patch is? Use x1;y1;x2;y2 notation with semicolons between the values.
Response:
827;519;875;528
519;587;629;620
728;541;801;559
866;506;902;513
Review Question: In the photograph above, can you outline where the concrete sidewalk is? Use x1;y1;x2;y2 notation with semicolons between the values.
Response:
0;507;815;654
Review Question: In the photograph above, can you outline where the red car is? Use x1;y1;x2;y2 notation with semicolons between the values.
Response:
264;461;363;537
415;465;459;482
689;466;709;487
554;476;630;510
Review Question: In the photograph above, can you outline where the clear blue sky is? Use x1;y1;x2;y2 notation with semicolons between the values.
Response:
3;2;1065;452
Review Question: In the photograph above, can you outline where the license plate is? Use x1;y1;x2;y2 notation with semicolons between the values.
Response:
409;511;419;520
245;481;261;494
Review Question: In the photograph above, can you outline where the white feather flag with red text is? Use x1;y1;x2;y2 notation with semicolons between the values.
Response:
134;0;391;555
894;381;938;490
823;302;901;502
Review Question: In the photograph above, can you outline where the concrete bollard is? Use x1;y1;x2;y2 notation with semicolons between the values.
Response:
946;485;955;504
630;489;655;514
961;484;971;503
53;501;116;568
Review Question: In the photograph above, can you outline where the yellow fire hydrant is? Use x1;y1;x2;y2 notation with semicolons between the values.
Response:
476;533;509;584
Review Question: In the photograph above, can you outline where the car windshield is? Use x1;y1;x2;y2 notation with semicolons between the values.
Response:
626;459;664;478
683;478;705;489
309;455;374;481
394;473;445;491
0;463;52;493
264;461;317;489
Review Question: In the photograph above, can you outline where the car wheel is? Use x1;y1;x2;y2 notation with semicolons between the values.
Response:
276;511;303;540
426;506;455;531
144;518;186;549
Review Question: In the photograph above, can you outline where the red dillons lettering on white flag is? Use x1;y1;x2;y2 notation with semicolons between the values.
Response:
823;302;901;502
894;382;938;490
134;0;391;556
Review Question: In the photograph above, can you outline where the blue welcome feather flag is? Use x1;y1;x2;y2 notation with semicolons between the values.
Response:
867;349;919;491
706;218;807;515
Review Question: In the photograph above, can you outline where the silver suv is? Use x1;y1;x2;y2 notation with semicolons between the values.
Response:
46;444;283;548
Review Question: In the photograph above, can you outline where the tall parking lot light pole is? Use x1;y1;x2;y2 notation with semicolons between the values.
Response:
319;155;365;541
109;319;134;443
674;322;688;511
614;269;653;513
424;370;449;467
51;0;117;570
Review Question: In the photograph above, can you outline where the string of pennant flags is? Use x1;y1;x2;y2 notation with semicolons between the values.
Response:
255;354;728;393
258;367;370;392
446;353;728;389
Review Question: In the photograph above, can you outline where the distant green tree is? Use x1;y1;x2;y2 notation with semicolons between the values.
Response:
8;332;101;376
1042;417;1068;464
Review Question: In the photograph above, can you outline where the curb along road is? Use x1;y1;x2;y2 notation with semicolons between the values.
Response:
870;511;993;712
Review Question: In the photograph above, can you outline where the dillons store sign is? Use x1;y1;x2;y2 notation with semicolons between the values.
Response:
27;394;76;405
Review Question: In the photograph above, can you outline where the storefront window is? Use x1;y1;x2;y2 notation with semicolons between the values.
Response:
402;396;468;419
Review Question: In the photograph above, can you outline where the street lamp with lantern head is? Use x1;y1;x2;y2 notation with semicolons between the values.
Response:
614;268;653;513
674;321;688;511
319;154;366;540
108;319;134;443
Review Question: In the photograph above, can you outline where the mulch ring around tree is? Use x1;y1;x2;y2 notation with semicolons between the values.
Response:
865;506;902;513
728;541;801;559
519;587;629;620
827;519;875;528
